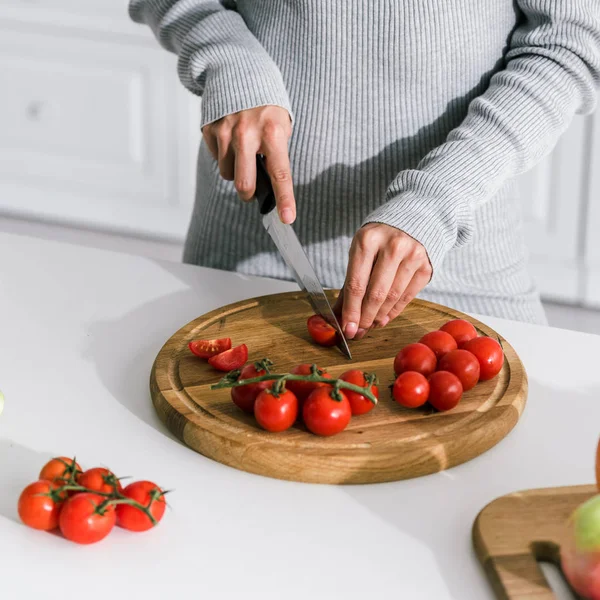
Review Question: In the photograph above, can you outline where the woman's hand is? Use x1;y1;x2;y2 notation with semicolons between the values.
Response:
334;224;432;340
202;106;295;224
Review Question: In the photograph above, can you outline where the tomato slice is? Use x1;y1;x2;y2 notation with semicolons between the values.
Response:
307;315;338;347
189;338;232;359
208;344;248;371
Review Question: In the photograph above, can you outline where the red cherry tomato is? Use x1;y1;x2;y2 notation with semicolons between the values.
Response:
254;388;298;432
117;481;167;532
393;371;430;408
440;319;478;347
18;480;65;530
39;457;82;485
462;337;504;380
339;369;378;415
59;493;116;544
428;371;463;411
231;362;273;414
394;343;437;377
419;330;457;359
437;349;480;391
285;364;332;404
207;344;248;371
78;468;123;496
189;337;232;358
303;388;352;436
307;315;338;347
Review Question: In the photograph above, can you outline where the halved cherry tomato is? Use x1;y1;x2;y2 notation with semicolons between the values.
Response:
440;319;478;347
18;480;65;530
428;371;463;411
254;388;298;432
438;349;480;391
189;338;231;359
116;481;166;532
59;493;116;544
286;364;332;404
339;369;378;415
303;388;351;436
394;343;437;377
419;331;457;359
393;371;430;408
39;457;82;485
231;362;272;414
78;468;123;496
208;344;248;371
462;337;504;380
307;315;338;347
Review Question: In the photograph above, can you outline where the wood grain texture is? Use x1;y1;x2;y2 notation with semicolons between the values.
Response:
150;290;528;484
473;484;597;599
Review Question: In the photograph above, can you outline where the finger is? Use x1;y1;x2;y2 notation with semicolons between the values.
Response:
216;128;235;181
261;126;295;224
232;127;260;202
202;126;219;161
384;267;431;323
340;238;377;340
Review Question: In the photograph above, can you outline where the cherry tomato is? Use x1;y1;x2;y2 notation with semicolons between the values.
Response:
462;337;504;380
303;388;352;436
39;457;82;485
419;330;457;359
231;362;273;413
59;493;116;544
339;369;378;415
207;344;248;371
117;481;166;532
189;337;231;359
437;349;480;391
440;319;478;347
254;388;298;432
393;371;430;408
428;371;463;411
393;343;437;377
18;480;65;530
78;468;123;496
307;315;338;347
285;364;332;403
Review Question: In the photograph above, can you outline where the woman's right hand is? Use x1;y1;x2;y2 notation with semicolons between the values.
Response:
202;106;295;224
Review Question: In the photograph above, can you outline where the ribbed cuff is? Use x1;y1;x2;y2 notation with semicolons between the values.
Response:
362;170;473;273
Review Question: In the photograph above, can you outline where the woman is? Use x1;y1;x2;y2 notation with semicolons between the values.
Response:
129;1;600;339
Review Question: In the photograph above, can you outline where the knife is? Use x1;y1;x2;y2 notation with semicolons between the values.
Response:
253;154;352;360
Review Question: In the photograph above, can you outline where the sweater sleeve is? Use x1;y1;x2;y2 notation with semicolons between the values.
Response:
363;0;600;272
128;0;293;127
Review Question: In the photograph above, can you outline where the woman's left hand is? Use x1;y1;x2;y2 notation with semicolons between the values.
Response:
334;223;432;340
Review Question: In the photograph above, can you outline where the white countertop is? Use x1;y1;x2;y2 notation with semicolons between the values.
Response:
0;232;593;600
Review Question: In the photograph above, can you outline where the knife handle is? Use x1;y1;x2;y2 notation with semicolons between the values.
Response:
255;154;277;215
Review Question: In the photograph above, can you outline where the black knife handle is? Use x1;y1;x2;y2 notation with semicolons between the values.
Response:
255;154;277;215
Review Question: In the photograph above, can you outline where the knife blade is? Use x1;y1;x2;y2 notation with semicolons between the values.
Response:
253;154;352;360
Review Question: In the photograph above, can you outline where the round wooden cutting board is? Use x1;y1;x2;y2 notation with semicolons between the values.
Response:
150;291;527;485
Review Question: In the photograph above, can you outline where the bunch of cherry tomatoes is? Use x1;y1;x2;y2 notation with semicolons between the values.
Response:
18;457;167;544
392;319;504;411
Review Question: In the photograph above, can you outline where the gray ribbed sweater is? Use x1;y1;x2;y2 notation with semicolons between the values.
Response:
129;0;600;324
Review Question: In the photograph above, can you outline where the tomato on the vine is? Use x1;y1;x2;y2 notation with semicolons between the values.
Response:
394;343;437;377
254;388;298;432
59;493;116;544
208;344;248;371
39;457;82;484
18;480;65;530
285;364;332;403
428;371;463;411
231;362;273;413
78;468;123;495
440;319;478;347
393;371;430;408
303;388;351;436
462;337;504;380
419;331;457;359
116;481;166;532
339;369;378;415
437;349;480;391
189;338;231;359
307;315;338;347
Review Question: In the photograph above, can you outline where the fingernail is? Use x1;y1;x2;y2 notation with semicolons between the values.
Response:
355;327;367;340
345;322;358;339
380;316;390;327
280;209;294;224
